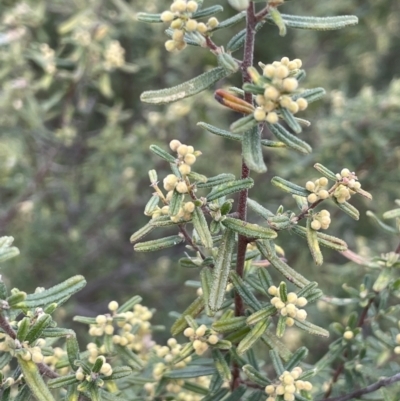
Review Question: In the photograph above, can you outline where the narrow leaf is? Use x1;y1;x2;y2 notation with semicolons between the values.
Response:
267;123;312;154
242;126;267;173
229;271;262;311
261;330;293;361
197;122;242;142
285;347;308;371
0;236;19;263
242;364;271;386
192;207;213;248
212;316;247;333
212;11;246;30
209;229;236;311
247;198;275;219
294;319;329;337
306;218;323;266
271;177;310;197
293;87;326;104
222;217;277;240
169;190;184;217
171;296;205;336
193;5;224;19
136;12;162;23
207;178;254;202
134;235;184;252
292;225;348;251
366;211;399;234
48;374;77;389
331;198;360;220
164;366;216;379
313;163;337;181
237;320;269;355
212;349;231;381
141;67;230;104
281;107;302;134
276;14;358;31
130;222;155;244
269;7;287;36
230;115;258;134
196;173;235;189
200;268;213;316
149;144;176;163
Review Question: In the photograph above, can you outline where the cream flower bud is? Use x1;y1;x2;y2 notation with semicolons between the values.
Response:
96;315;107;325
282;78;298;92
318;189;330;199
296;98;308;111
264;86;280;101
275;65;289;79
108;301;119;311
254;107;266;121
266;112;279;124
165;40;176;52
341;168;351;177
268;286;278;295
288;101;299;114
281;57;290;65
185;19;198;31
178;163;191;175
170;139;181;151
171;0;187;13
195;325;207;337
172;29;185;41
296;297;308;307
161;11;175;22
307;193;318;203
186;1;199;13
207;17;219;28
176;181;188;194
287;292;298;304
265;385;275;394
184;153;196;165
263;64;276;78
208;334;219;344
305;181;315;191
296;309;307;321
343;330;354;340
197;22;208;33
319;177;328;187
184;327;195;337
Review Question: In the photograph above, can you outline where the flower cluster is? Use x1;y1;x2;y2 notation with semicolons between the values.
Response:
155;337;192;368
88;301;153;354
251;57;308;124
75;356;113;382
104;40;125;70
310;210;331;231
161;1;219;52
40;43;56;74
333;168;362;204
183;324;219;355
265;367;313;401
268;285;308;326
306;177;330;203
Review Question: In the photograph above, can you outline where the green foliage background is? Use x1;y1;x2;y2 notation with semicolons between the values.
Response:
0;0;399;344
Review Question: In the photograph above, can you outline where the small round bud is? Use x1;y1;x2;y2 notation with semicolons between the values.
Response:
178;163;191;175
343;330;354;340
394;346;400;354
176;181;188;194
208;334;219;345
265;385;275;394
32;351;44;363
285;384;296;393
197;22;208;33
282;78;298;92
353;182;361;190
207;17;219;28
284;394;295;401
104;324;114;335
171;0;187;13
288;61;298;70
186;1;199;13
185;19;198;31
264;86;280;101
76;368;85;381
195;325;207;337
254;107;266;122
192;339;202;350
307;193;318;203
279;95;292;109
264;100;276;112
341;168;351;177
169;139;181;151
183;202;195;213
170;18;183;29
286;293;298;304
296;98;308;111
276;384;285;395
100;363;113;376
96;315;107;325
172;29;185;41
396;333;400;344
288;101;299;114
296;297;308;307
266;112;279;124
161;11;175;22
268;286;278;296
177;144;189;156
165;40;176;52
319;177;328;187
286;317;295;326
305;181;315;191
184;153;196;165
294;59;302;68
275;65;289;79
108;301;119;311
184;327;195;337
296;309;307;321
303;381;313;391
263;64;276;78
275;301;285;310
318;189;330;199
281;57;290;65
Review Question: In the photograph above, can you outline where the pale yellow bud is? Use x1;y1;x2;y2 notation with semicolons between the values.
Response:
282;78;298;92
343;330;354;340
96;315;107;325
296;98;308;111
170;18;183;29
280;95;292;109
32;351;44;363
341;168;351;177
303;381;313;391
305;181;315;191
177;144;189;156
171;0;187;13
184;327;195;337
100;363;113;376
207;17;219;28
185;19;198;31
176;181;188;194
286;317;294;326
179;163;191;175
263;64;276;78
288;61;298;70
265;384;275;394
275;65;289;79
284;393;295;401
296;309;307;321
161;11;175;22
165;40;176;52
288;101;299;114
76;369;85;381
281;57;289;65
184;202;195;213
293;59;302;68
266;112;279;124
276;384;285;395
197;22;208;33
172;29;185;41
264;86;280;101
268;286;278;296
264;100;276;112
186;1;199;13
254;107;266;121
319;177;328;187
184;153;196;165
296;297;308;307
208;334;219;345
307;193;318;203
108;301;118;311
195;325;207;337
394;346;400;354
318;189;330;199
104;325;114;335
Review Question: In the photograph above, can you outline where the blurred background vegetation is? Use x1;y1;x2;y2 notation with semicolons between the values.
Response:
0;0;399;346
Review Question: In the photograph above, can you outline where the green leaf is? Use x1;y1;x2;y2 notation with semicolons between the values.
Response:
136;12;162;23
115;345;144;371
331;198;360;220
237;320;269;355
48;374;77;389
242;364;271;386
222;217;277;240
212;11;246;30
275;14;358;31
256;240;309;288
66;334;80;371
182;381;208;395
149;144;176;163
197;122;242;142
171;296;205;336
367;211;399;234
169;190;184;216
247;198;275;219
373;269;393;292
285;347;308;371
16;317;30;342
17;357;56;401
267;123;312;154
313;163;337;181
258;268;274;293
242;127;267;173
224;385;247;401
22;276;86;308
269;349;285;375
25;314;52;344
292;225;348;252
200;268;213;316
293;87;326;104
196;173;236;189
269;7;287;36
188;171;208;183
229;271;262;311
261;330;293;361
164;365;216;379
117;295;142;313
276;315;287;338
217;53;239;74
42;328;75;337
209;229;236;311
141;67;230;104
383;208;400;220
281;107;301;134
212;316;247;333
212;349;231;381
134;235;184;252
306;218;323;266
0;236;20;264
230;115;258;134
149;215;179;227
227;21;265;53
271;177;310;197
144;195;160;216
207;178;254;202
294;319;329;337
192;207;213;248
193;5;224;19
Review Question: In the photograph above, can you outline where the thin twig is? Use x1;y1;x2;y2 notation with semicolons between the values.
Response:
321;372;400;401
